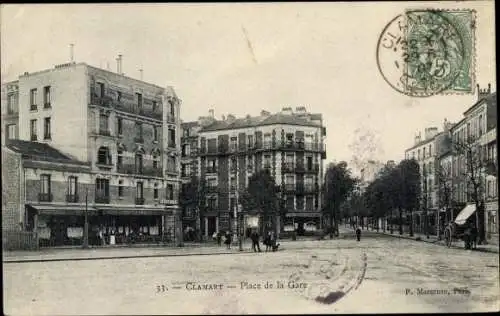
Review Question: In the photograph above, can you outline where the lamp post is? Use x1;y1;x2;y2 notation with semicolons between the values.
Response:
83;187;89;249
238;203;243;251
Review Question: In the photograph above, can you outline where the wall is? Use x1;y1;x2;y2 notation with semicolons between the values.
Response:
18;63;89;161
1;148;22;231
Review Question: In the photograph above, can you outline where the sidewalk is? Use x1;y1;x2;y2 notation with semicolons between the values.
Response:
365;227;499;254
2;242;260;263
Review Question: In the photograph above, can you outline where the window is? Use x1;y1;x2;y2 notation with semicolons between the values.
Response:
286;154;294;164
168;128;176;147
429;145;432;157
136;92;143;109
154;183;159;199
207;197;217;209
478;115;483;136
231;157;237;172
264;133;271;148
67;176;77;195
183;128;190;137
97;147;111;165
6;124;17;140
30;119;37;141
135;153;143;173
167;156;177;173
7;93;18;114
44;117;51;140
169;99;175;116
264;155;271;168
43;86;51;107
286;133;294;145
306;156;313;170
40;174;51;194
247;135;254;147
117;118;123;135
230;136;238;151
30;88;37;110
166;184;174;200
296;196;304;210
100;112;109;133
96;179;110;199
117;150;123;167
135;122;143;142
152;101;158;112
207;178;217;189
98;83;105;98
207;158;216;172
117;91;122;102
286;175;294;184
417;149;421;160
118;180;124;197
154;126;159;142
136;182;144;199
153;154;159;169
182;144;191;156
423;147;426;158
286;196;294;209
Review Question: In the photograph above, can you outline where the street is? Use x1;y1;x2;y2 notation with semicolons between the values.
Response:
3;232;499;314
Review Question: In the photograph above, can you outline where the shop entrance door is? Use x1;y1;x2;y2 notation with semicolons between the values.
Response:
207;217;217;236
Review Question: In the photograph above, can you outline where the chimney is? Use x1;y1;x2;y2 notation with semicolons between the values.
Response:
116;57;120;73
415;132;421;145
478;83;492;100
424;127;438;140
139;69;143;81
208;109;215;118
221;114;226;121
281;107;293;115
69;44;74;63
117;54;123;75
295;106;307;114
260;110;270;117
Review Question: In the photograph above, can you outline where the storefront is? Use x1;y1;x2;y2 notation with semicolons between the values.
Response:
284;213;321;236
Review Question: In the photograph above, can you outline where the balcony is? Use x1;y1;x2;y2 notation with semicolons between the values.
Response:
190;149;198;157
96;159;113;169
295;164;305;173
304;164;320;173
30;104;37;111
30;134;38;141
95;195;110;204
166;167;178;175
282;162;294;173
284;184;296;193
263;141;273;150
43;102;51;109
304;184;319;194
229;145;238;153
229;186;237;193
142;167;163;177
117;164;135;175
134;136;144;144
98;129;112;137
91;95;113;108
168;142;176;149
218;145;228;154
263;164;272;170
66;194;79;203
167;113;176;123
135;197;145;205
206;186;218;194
206;167;217;174
38;193;53;202
296;184;305;194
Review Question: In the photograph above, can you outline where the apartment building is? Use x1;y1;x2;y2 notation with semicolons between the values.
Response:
450;85;497;240
195;107;327;238
1;61;182;248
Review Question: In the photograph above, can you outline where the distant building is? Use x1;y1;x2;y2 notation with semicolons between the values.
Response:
1;61;182;248
193;106;327;237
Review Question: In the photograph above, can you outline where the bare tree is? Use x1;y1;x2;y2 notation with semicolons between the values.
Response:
436;159;453;226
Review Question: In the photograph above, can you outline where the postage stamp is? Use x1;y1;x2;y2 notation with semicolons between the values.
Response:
377;9;476;97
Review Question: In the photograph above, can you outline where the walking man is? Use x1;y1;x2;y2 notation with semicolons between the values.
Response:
356;226;361;242
251;230;261;252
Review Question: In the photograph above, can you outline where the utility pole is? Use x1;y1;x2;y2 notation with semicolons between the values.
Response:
83;187;89;248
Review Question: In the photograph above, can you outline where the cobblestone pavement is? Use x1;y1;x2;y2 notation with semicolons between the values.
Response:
3;234;499;314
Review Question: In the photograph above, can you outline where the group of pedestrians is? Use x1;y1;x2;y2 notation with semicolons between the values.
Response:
213;230;280;252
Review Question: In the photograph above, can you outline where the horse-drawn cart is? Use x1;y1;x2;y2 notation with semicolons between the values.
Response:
443;204;477;250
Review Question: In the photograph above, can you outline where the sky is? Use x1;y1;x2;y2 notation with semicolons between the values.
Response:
1;2;496;172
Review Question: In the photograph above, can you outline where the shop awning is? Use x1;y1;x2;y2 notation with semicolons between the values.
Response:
454;204;476;225
27;204;98;216
97;207;168;216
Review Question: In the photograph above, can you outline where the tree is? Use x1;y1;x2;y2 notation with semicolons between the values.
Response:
240;169;280;235
436;159;453;225
179;175;206;242
398;159;421;236
323;162;358;238
452;134;487;244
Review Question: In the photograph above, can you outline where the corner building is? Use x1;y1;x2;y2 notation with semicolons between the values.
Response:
196;107;326;238
1;62;181;247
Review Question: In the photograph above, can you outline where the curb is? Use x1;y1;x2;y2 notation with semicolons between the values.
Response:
375;231;499;253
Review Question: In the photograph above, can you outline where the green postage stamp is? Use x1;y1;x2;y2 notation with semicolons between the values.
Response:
377;9;476;97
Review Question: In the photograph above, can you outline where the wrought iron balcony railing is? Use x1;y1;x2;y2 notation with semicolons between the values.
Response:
95;195;110;204
135;197;145;205
38;193;53;202
66;194;79;203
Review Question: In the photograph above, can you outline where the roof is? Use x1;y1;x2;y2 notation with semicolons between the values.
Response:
181;121;200;129
404;132;441;152
463;92;497;116
5;140;89;165
199;113;322;132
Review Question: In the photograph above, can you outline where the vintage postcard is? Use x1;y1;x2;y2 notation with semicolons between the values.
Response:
1;2;497;315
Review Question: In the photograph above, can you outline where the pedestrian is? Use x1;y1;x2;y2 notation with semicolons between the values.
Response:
216;231;222;246
264;232;271;252
224;231;232;249
98;228;105;246
356;226;361;242
251;230;261;252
